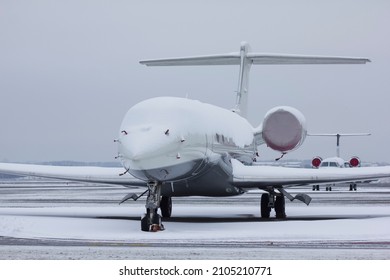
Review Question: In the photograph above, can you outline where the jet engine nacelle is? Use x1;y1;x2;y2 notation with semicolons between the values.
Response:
349;156;361;167
262;106;307;153
312;156;322;168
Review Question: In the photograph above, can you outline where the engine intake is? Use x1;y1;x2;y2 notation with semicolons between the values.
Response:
262;106;307;153
349;156;361;167
312;156;322;168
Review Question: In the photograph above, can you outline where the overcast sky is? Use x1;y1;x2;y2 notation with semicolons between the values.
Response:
1;0;390;163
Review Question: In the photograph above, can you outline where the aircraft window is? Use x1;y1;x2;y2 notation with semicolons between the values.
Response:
320;162;329;167
215;134;220;142
329;162;338;167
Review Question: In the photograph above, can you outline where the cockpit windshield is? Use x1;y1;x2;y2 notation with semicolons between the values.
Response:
320;161;340;167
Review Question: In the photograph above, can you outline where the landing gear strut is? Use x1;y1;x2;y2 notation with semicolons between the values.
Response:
141;181;165;232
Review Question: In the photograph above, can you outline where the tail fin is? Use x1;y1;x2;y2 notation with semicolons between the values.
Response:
307;133;371;157
140;42;370;118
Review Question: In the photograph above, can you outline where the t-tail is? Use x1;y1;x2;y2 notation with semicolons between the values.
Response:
308;133;371;158
140;41;370;119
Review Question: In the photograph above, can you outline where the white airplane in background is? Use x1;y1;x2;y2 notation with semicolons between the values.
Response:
2;42;390;232
310;133;371;191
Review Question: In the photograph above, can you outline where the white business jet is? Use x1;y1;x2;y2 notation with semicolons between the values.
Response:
2;42;390;232
310;133;371;191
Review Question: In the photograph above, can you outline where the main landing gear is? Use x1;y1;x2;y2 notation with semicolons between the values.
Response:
312;185;335;191
120;181;172;232
260;188;311;219
141;181;166;232
260;193;286;219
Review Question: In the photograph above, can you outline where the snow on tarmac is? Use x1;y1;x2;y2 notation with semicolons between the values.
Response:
0;205;389;243
1;181;390;259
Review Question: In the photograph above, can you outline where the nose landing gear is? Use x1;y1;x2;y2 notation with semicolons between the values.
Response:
141;181;165;232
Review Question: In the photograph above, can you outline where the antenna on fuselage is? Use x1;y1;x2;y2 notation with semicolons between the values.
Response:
139;42;370;119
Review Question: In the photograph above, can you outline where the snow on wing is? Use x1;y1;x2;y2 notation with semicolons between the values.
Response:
231;159;390;188
0;163;145;186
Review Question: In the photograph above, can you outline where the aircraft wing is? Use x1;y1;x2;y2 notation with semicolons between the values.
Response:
0;163;145;187
310;179;378;186
231;159;390;188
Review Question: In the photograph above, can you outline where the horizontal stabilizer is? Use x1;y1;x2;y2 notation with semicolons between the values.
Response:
140;53;370;66
308;133;371;137
248;54;370;65
140;54;240;66
307;133;371;157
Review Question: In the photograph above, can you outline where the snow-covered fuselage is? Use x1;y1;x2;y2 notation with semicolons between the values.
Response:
118;97;256;196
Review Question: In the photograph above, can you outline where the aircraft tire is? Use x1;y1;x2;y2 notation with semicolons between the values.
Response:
160;196;172;218
141;210;163;232
275;196;286;219
260;193;271;218
141;214;150;232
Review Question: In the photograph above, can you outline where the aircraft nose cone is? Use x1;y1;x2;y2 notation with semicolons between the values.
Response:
119;125;178;161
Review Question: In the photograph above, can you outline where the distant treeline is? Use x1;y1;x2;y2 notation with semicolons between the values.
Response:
0;173;21;179
38;161;122;167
